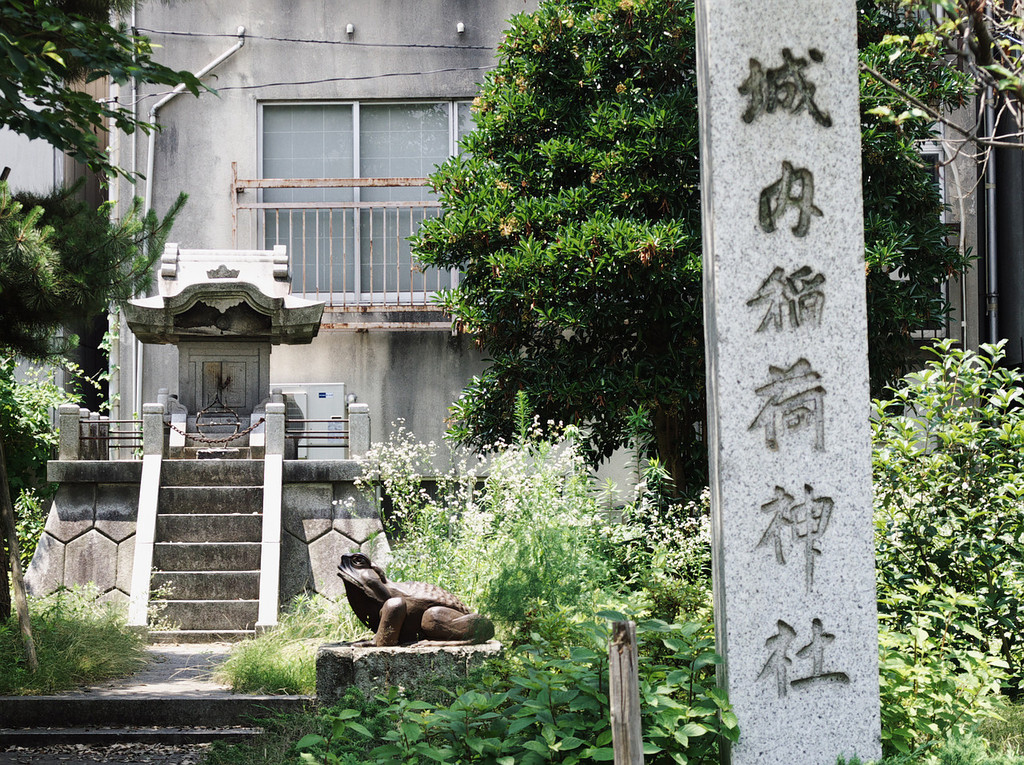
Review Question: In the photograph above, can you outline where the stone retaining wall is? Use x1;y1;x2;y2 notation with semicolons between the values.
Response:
25;459;386;605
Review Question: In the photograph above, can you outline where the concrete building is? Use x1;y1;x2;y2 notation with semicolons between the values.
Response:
109;1;537;453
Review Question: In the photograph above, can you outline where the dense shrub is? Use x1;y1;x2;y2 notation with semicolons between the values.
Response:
872;340;1024;686
297;618;736;765
352;412;615;637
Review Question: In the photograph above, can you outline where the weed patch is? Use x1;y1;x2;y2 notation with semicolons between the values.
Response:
216;595;368;695
0;586;147;695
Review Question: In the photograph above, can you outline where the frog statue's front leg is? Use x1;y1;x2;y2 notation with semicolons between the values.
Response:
374;596;409;646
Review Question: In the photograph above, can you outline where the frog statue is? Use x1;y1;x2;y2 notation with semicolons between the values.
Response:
337;552;495;646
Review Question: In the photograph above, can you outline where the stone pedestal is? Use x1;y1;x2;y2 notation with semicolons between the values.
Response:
316;641;503;705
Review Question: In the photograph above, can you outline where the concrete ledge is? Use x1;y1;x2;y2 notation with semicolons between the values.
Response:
283;460;363;482
316;641;503;706
47;461;144;483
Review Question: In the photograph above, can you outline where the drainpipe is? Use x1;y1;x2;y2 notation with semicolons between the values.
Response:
133;26;246;416
985;91;999;346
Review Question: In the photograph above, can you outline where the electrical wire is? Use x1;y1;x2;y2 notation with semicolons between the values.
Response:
216;66;496;92
134;26;495;52
111;65;496;106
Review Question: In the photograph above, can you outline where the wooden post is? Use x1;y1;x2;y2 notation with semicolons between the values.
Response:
0;436;38;672
609;620;643;765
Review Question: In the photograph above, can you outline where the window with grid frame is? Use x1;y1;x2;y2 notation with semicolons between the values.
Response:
260;101;473;303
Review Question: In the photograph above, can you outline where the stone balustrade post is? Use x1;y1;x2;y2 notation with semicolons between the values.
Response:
265;403;286;456
348;403;370;459
58;404;82;461
142;403;166;457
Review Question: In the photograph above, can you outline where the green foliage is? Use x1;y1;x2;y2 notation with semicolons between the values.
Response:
878;588;1007;757
216;594;368;695
0;0;202;178
0;357;73;567
842;732;1024;764
353;421;615;637
867;1;1024;148
0;183;186;359
0;585;147;694
858;3;973;390
872;340;1024;685
295;618;736;765
414;0;971;496
15;489;48;568
204;708;331;765
606;477;713;625
0;357;68;501
412;0;706;492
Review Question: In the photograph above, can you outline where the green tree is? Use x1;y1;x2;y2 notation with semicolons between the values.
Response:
861;0;1024;151
0;183;183;628
413;0;970;494
0;0;202;177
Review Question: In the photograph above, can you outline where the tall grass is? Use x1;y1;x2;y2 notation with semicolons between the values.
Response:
216;594;368;695
0;585;148;695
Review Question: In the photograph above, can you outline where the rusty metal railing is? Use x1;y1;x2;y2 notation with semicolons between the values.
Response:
232;165;455;314
79;416;143;460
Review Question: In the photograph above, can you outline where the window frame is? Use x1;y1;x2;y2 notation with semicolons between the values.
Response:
256;99;469;305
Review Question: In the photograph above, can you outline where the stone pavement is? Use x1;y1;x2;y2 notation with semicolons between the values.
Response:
0;643;309;765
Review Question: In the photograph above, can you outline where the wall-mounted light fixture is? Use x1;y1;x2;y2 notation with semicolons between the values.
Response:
346;23;355;35
456;22;465;34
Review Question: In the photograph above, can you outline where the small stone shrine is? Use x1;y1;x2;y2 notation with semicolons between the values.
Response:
696;0;882;762
125;243;324;431
25;242;385;639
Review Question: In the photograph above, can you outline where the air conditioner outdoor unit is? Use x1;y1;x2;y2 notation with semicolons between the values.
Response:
270;382;348;459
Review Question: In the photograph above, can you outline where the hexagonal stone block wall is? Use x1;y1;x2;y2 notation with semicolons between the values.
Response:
27;459;388;608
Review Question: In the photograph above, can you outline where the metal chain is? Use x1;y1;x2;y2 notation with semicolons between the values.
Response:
166;417;266;445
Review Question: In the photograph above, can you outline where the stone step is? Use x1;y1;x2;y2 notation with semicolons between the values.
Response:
153;542;261;572
157;486;263;515
0;697;311;728
160;459;263;487
151;571;260;601
188;446;253;458
154;599;259;631
148;629;257;644
0;726;263;746
156;513;263;543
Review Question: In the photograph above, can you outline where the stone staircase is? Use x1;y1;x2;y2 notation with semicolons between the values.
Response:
148;460;265;642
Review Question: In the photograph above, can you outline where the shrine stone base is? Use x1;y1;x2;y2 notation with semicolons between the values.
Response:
316;641;503;705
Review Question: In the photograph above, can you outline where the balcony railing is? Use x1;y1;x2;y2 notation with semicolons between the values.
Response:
232;164;454;315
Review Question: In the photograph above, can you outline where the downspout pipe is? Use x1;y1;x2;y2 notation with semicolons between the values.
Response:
134;26;246;415
143;26;246;214
985;91;999;346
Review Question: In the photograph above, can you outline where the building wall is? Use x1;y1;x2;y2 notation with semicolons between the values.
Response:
0;128;60;194
112;0;535;449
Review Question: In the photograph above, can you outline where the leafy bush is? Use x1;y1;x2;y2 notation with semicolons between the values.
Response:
0;357;72;564
878;587;1007;757
606;476;713;625
0;585;147;694
842;732;1024;765
296;617;736;765
217;594;368;695
872;340;1024;686
352;414;614;639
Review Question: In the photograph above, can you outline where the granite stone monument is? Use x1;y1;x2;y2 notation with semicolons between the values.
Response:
696;1;882;762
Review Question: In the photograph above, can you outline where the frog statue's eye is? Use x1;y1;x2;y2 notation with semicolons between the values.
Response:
352;553;370;566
